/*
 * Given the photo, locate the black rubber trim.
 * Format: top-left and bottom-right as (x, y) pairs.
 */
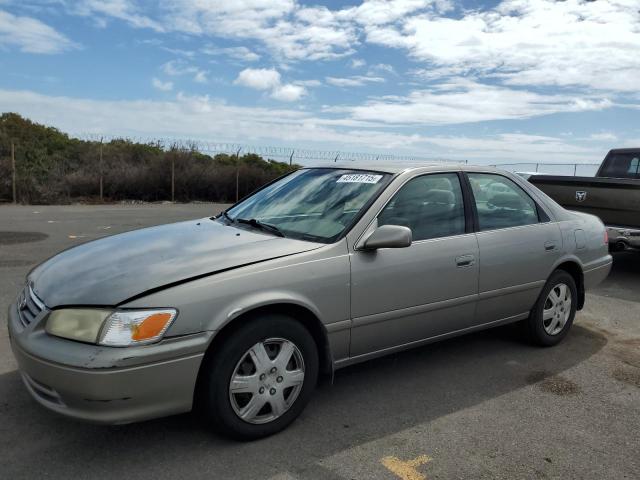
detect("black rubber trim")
(458, 172), (478, 233)
(530, 175), (640, 190)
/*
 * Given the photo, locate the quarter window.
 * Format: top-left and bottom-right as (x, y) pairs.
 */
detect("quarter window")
(378, 173), (466, 241)
(467, 173), (540, 231)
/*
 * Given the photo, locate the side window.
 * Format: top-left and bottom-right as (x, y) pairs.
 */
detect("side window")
(378, 173), (465, 241)
(628, 157), (640, 176)
(467, 173), (540, 231)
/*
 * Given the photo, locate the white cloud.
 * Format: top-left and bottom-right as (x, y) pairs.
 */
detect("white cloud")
(234, 67), (307, 101)
(0, 9), (78, 54)
(345, 0), (436, 26)
(151, 77), (173, 91)
(271, 83), (306, 102)
(368, 63), (396, 75)
(162, 1), (356, 61)
(337, 79), (612, 125)
(234, 68), (282, 90)
(161, 60), (208, 83)
(71, 0), (163, 32)
(295, 79), (322, 87)
(202, 45), (260, 62)
(193, 71), (208, 84)
(365, 0), (640, 92)
(326, 75), (386, 87)
(350, 58), (366, 68)
(589, 132), (618, 142)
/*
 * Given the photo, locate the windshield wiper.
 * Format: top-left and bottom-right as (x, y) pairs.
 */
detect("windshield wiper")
(214, 210), (234, 223)
(235, 218), (285, 238)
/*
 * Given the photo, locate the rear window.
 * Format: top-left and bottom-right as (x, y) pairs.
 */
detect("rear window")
(599, 152), (640, 179)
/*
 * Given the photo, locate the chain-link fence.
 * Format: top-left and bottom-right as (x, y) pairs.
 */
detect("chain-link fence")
(490, 162), (600, 176)
(77, 135), (467, 165)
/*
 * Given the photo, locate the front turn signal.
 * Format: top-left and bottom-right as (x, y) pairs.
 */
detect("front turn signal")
(99, 309), (177, 347)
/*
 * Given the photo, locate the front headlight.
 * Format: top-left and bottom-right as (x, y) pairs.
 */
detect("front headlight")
(46, 308), (177, 347)
(46, 309), (112, 344)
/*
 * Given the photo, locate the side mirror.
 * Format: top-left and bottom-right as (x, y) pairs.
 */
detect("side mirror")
(363, 225), (412, 250)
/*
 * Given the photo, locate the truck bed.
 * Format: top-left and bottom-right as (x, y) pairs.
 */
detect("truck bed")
(529, 175), (640, 229)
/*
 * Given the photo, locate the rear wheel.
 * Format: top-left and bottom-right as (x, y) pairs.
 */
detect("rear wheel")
(200, 314), (318, 440)
(525, 270), (577, 346)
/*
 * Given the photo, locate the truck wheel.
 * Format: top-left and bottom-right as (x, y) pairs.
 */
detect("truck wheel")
(525, 270), (577, 347)
(200, 314), (318, 440)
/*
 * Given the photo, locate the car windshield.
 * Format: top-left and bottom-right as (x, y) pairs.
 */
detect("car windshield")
(223, 168), (391, 243)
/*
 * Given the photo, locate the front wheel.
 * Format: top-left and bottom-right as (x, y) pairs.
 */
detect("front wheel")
(199, 314), (319, 440)
(525, 270), (577, 346)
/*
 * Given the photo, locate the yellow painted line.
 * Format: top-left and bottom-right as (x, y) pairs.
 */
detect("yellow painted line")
(381, 454), (432, 480)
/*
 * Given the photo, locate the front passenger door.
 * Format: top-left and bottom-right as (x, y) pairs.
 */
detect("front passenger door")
(349, 173), (479, 357)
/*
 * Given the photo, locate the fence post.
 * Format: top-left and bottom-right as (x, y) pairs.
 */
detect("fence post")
(11, 141), (16, 204)
(574, 164), (577, 176)
(171, 151), (175, 203)
(289, 150), (294, 167)
(235, 148), (241, 202)
(99, 138), (104, 202)
(535, 163), (539, 172)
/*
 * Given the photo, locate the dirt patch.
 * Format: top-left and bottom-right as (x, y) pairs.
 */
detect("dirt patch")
(526, 371), (581, 396)
(0, 259), (35, 267)
(0, 231), (48, 245)
(612, 367), (640, 388)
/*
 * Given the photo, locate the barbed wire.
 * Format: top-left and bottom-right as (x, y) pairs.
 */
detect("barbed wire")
(75, 133), (466, 164)
(74, 134), (603, 174)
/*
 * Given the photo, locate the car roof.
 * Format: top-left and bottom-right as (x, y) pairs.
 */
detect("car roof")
(305, 162), (506, 175)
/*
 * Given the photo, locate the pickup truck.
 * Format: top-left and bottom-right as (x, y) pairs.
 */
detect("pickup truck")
(529, 148), (640, 252)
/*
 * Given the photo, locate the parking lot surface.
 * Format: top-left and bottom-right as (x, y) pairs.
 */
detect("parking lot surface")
(1, 204), (638, 480)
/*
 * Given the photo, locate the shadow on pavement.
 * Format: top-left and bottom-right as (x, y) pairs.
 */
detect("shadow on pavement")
(0, 324), (606, 479)
(590, 251), (640, 303)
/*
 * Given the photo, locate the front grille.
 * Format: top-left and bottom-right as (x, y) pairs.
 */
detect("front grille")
(17, 285), (45, 327)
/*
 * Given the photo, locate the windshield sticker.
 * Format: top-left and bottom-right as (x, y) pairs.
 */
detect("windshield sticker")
(337, 174), (383, 184)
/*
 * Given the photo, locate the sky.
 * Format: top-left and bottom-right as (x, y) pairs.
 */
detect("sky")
(0, 0), (639, 165)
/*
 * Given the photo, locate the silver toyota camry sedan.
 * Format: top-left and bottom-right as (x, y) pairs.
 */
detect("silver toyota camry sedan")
(8, 164), (612, 439)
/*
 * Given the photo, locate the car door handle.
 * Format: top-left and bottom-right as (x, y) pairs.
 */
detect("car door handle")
(544, 242), (557, 251)
(455, 254), (476, 267)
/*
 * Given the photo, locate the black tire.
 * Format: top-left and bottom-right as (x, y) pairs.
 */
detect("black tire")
(199, 314), (318, 440)
(525, 270), (578, 346)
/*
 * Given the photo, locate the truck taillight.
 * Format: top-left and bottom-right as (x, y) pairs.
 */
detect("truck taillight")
(604, 230), (609, 245)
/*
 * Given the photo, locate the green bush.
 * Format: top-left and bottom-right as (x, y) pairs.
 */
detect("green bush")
(0, 113), (299, 204)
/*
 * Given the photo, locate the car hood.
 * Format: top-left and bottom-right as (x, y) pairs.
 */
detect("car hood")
(29, 218), (321, 307)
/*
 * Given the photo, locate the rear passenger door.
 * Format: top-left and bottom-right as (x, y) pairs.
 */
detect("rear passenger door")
(466, 173), (562, 324)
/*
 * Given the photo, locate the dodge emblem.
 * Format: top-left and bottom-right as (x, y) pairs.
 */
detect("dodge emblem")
(576, 191), (587, 202)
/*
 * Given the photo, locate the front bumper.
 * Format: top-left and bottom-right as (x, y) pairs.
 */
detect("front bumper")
(8, 301), (213, 425)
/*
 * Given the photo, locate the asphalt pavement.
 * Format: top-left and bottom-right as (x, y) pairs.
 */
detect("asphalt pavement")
(0, 204), (638, 480)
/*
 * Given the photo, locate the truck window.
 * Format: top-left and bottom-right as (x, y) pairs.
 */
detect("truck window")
(599, 153), (640, 179)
